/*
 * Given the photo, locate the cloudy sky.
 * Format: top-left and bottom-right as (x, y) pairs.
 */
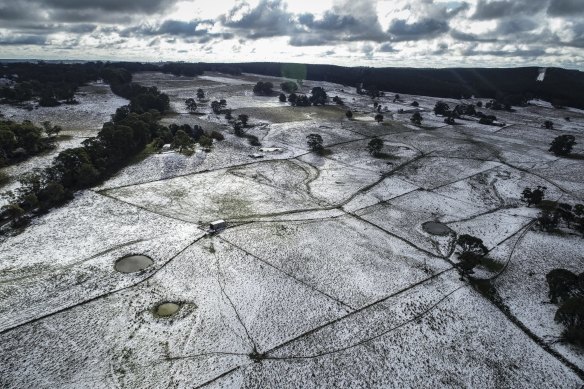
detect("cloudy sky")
(0, 0), (583, 69)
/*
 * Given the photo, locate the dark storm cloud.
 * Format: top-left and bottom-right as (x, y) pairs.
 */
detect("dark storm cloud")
(388, 19), (450, 41)
(0, 35), (47, 45)
(125, 20), (213, 37)
(0, 0), (179, 23)
(547, 0), (584, 16)
(297, 11), (359, 31)
(450, 29), (498, 42)
(40, 0), (178, 13)
(472, 0), (547, 20)
(496, 18), (539, 35)
(219, 0), (295, 38)
(378, 43), (398, 52)
(463, 46), (548, 57)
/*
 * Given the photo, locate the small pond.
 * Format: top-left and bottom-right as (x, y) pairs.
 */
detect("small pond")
(114, 255), (154, 273)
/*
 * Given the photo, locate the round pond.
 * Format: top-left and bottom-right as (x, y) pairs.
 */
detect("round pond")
(422, 221), (452, 236)
(114, 255), (154, 273)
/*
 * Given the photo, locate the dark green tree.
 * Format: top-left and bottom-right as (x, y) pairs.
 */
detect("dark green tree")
(306, 133), (324, 153)
(411, 112), (422, 125)
(185, 98), (197, 113)
(549, 135), (576, 156)
(367, 138), (384, 156)
(521, 186), (546, 206)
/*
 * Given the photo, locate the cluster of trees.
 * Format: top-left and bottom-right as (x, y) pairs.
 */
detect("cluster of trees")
(0, 62), (104, 106)
(253, 81), (274, 96)
(1, 69), (171, 230)
(0, 120), (61, 167)
(156, 123), (223, 154)
(286, 87), (328, 107)
(357, 85), (384, 98)
(521, 186), (583, 235)
(546, 269), (584, 347)
(521, 186), (547, 207)
(433, 101), (499, 126)
(549, 135), (577, 156)
(536, 202), (584, 235)
(211, 99), (228, 114)
(455, 234), (489, 276)
(232, 114), (260, 146)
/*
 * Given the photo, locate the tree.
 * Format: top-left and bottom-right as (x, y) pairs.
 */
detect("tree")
(238, 114), (249, 127)
(288, 93), (297, 105)
(520, 186), (546, 207)
(374, 113), (384, 123)
(411, 112), (422, 125)
(537, 210), (559, 232)
(306, 134), (324, 153)
(393, 94), (400, 102)
(310, 87), (327, 106)
(196, 89), (205, 100)
(411, 101), (419, 107)
(211, 101), (222, 114)
(367, 138), (383, 156)
(2, 203), (28, 228)
(172, 129), (194, 152)
(185, 98), (197, 113)
(457, 234), (488, 256)
(233, 122), (244, 137)
(253, 81), (273, 96)
(346, 110), (353, 119)
(434, 101), (450, 116)
(555, 297), (584, 347)
(549, 135), (576, 156)
(547, 269), (578, 304)
(544, 120), (554, 130)
(279, 93), (287, 102)
(281, 81), (298, 93)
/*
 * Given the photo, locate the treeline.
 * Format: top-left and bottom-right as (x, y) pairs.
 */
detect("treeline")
(199, 62), (584, 110)
(0, 61), (160, 107)
(1, 67), (171, 229)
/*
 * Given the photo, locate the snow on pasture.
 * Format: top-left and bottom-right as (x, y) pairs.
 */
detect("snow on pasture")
(1, 71), (583, 388)
(0, 191), (201, 332)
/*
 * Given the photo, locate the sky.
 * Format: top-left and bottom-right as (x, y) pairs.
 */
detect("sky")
(0, 0), (583, 69)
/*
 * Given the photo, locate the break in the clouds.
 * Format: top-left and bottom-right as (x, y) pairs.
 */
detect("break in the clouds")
(0, 0), (583, 69)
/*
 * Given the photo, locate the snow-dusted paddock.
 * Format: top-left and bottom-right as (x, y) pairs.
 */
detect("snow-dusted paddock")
(1, 71), (584, 387)
(0, 191), (201, 332)
(104, 160), (324, 223)
(221, 215), (451, 309)
(0, 83), (127, 136)
(487, 231), (584, 371)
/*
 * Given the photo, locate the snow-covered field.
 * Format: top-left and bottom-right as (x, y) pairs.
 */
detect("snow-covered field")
(1, 71), (583, 388)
